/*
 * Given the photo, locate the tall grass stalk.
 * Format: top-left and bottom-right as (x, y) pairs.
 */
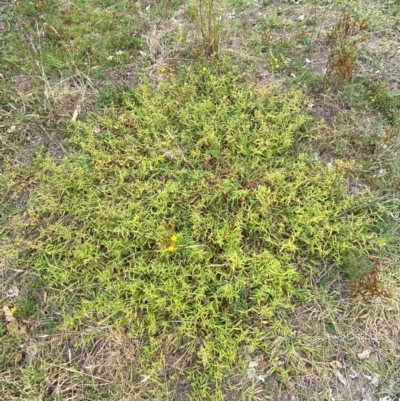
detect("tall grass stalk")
(194, 0), (223, 57)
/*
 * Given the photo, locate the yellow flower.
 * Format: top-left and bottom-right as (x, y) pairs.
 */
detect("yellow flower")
(202, 67), (208, 72)
(160, 68), (166, 73)
(170, 234), (178, 242)
(274, 57), (279, 62)
(11, 307), (17, 314)
(269, 35), (273, 40)
(275, 64), (280, 69)
(178, 36), (184, 42)
(167, 245), (176, 252)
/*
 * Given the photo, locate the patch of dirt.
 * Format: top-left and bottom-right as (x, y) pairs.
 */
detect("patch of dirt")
(309, 94), (338, 121)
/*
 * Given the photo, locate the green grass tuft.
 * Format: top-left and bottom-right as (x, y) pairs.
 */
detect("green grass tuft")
(17, 67), (387, 397)
(4, 0), (144, 77)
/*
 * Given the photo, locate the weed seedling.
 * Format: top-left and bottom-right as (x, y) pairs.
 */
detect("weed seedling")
(350, 261), (391, 299)
(325, 13), (368, 86)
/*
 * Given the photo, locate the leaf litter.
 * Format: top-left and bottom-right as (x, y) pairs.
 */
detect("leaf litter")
(2, 305), (18, 335)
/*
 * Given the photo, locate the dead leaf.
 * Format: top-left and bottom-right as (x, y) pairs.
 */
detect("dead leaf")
(247, 361), (258, 379)
(26, 345), (38, 361)
(371, 374), (380, 387)
(285, 380), (296, 391)
(2, 305), (18, 334)
(163, 149), (175, 159)
(19, 324), (28, 336)
(257, 374), (267, 383)
(14, 353), (23, 363)
(3, 305), (16, 322)
(357, 348), (372, 360)
(246, 368), (256, 379)
(330, 360), (343, 370)
(7, 286), (19, 298)
(72, 104), (81, 122)
(335, 370), (348, 386)
(330, 360), (347, 385)
(364, 373), (379, 386)
(349, 369), (359, 379)
(258, 359), (269, 372)
(140, 375), (151, 384)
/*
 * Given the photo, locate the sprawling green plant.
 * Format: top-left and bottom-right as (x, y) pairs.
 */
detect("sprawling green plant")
(21, 67), (385, 398)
